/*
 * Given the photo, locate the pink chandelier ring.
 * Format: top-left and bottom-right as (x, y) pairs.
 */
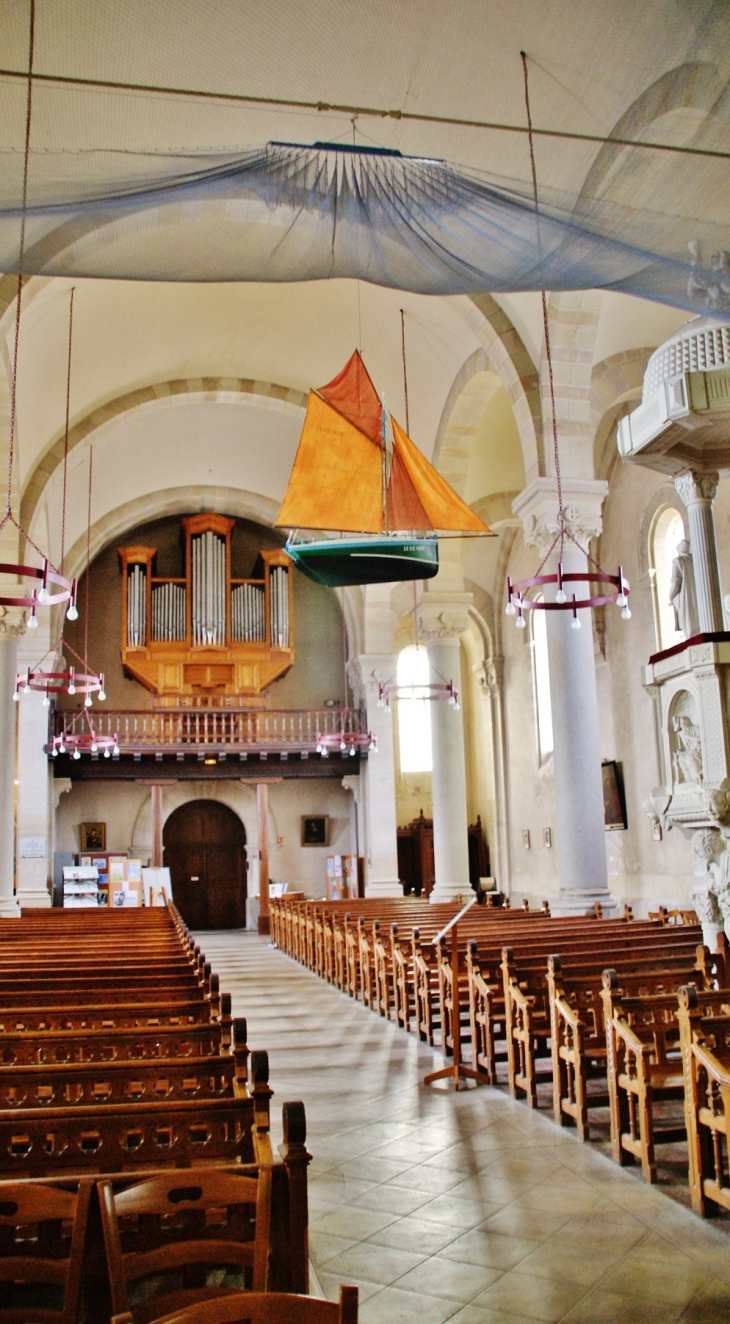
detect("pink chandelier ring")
(377, 679), (460, 712)
(316, 731), (377, 757)
(0, 559), (77, 616)
(49, 730), (119, 761)
(506, 564), (630, 631)
(14, 666), (106, 706)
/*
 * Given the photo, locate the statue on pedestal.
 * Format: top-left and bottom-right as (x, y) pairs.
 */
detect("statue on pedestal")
(668, 540), (699, 639)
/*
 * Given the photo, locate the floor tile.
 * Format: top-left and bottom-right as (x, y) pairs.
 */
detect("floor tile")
(322, 1242), (427, 1287)
(358, 1285), (464, 1323)
(473, 1269), (590, 1322)
(394, 1256), (504, 1302)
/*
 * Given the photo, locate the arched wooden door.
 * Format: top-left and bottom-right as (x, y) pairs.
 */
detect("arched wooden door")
(163, 800), (247, 930)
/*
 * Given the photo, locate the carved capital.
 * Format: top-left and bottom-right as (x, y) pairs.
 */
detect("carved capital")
(52, 778), (72, 811)
(0, 606), (26, 640)
(482, 656), (504, 697)
(416, 593), (471, 644)
(346, 653), (395, 702)
(675, 469), (719, 506)
(512, 478), (607, 557)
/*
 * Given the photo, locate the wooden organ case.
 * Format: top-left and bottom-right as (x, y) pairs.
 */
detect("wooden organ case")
(118, 514), (294, 698)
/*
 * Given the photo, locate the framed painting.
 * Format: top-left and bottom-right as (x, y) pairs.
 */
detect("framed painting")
(80, 822), (106, 851)
(301, 815), (329, 847)
(602, 760), (628, 831)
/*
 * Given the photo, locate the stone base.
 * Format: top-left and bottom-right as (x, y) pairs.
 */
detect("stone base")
(15, 887), (52, 910)
(429, 882), (472, 905)
(0, 896), (22, 918)
(550, 889), (620, 917)
(364, 878), (403, 899)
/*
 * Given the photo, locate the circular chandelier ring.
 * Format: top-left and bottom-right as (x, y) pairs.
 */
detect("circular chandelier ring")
(0, 560), (76, 610)
(20, 670), (103, 696)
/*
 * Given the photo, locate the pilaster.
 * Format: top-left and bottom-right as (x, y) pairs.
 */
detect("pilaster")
(346, 654), (401, 898)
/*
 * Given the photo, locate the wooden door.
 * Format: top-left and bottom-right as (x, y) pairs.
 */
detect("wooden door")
(163, 800), (247, 930)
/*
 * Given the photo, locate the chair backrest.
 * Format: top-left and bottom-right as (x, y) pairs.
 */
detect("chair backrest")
(112, 1285), (359, 1324)
(0, 1177), (91, 1324)
(100, 1166), (272, 1321)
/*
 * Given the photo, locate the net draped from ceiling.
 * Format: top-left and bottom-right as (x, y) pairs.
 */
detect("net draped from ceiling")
(0, 1), (728, 316)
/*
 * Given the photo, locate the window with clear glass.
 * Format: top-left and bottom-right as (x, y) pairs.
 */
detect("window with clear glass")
(397, 645), (433, 773)
(651, 508), (685, 651)
(532, 601), (553, 763)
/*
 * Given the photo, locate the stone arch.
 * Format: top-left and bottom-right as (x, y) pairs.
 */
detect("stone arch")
(131, 780), (277, 857)
(60, 484), (282, 583)
(436, 295), (542, 483)
(576, 63), (724, 209)
(591, 348), (654, 482)
(21, 377), (308, 533)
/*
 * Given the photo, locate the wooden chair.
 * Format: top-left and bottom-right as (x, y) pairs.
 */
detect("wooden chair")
(100, 1166), (273, 1324)
(0, 1177), (92, 1324)
(677, 985), (730, 1216)
(111, 1285), (359, 1323)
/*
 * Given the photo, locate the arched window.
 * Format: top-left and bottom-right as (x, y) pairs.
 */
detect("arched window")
(651, 508), (685, 651)
(532, 601), (553, 764)
(397, 646), (433, 773)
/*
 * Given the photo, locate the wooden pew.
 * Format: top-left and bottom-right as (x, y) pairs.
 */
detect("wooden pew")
(677, 985), (730, 1216)
(602, 976), (730, 1183)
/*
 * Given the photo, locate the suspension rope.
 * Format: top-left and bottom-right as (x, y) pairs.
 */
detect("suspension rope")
(84, 445), (92, 670)
(400, 308), (410, 436)
(60, 286), (75, 574)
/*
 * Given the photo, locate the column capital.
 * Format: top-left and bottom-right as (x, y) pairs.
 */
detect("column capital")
(675, 469), (720, 506)
(482, 656), (504, 697)
(341, 774), (361, 802)
(346, 653), (396, 702)
(0, 606), (26, 640)
(416, 592), (471, 643)
(512, 478), (608, 556)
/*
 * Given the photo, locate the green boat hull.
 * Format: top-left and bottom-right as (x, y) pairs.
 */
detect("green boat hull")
(284, 536), (439, 587)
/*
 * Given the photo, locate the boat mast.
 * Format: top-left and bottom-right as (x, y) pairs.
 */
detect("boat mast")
(381, 393), (389, 534)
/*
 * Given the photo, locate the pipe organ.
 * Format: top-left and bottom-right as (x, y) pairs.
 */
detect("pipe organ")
(118, 514), (294, 698)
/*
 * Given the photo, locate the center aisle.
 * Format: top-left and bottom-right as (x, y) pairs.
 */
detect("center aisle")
(202, 931), (730, 1324)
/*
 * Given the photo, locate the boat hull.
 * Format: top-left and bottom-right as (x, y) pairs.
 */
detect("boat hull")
(284, 537), (439, 587)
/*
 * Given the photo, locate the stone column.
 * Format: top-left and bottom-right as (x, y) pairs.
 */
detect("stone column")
(346, 654), (401, 897)
(150, 785), (164, 867)
(0, 612), (23, 916)
(417, 595), (471, 903)
(675, 470), (723, 633)
(15, 690), (52, 907)
(483, 656), (511, 895)
(513, 481), (616, 914)
(257, 782), (270, 935)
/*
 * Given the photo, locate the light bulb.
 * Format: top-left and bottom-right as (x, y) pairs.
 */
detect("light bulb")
(85, 695), (93, 708)
(370, 741), (378, 753)
(67, 683), (76, 695)
(104, 747), (111, 758)
(316, 742), (322, 754)
(377, 696), (385, 708)
(340, 739), (347, 752)
(571, 616), (581, 630)
(112, 744), (119, 757)
(516, 615), (526, 630)
(59, 742), (66, 754)
(66, 603), (78, 621)
(37, 585), (50, 606)
(98, 688), (106, 702)
(91, 742), (98, 753)
(349, 746), (356, 757)
(27, 613), (38, 629)
(621, 605), (631, 621)
(42, 695), (50, 708)
(12, 690), (19, 702)
(73, 749), (81, 760)
(616, 592), (627, 608)
(505, 601), (516, 617)
(555, 589), (567, 605)
(51, 746), (58, 757)
(453, 701), (460, 712)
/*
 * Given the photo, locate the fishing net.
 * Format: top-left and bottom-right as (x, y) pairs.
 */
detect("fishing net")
(0, 0), (728, 316)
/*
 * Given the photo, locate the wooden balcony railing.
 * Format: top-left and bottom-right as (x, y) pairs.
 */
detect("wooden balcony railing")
(50, 706), (369, 757)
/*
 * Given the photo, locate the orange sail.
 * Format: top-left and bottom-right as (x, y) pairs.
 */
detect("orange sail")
(276, 350), (490, 536)
(390, 419), (489, 533)
(276, 390), (383, 533)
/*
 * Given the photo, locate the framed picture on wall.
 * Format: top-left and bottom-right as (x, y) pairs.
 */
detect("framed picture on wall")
(80, 822), (106, 851)
(301, 815), (329, 847)
(602, 760), (628, 831)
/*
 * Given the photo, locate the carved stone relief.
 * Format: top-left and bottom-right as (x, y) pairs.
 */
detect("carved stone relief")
(669, 690), (703, 786)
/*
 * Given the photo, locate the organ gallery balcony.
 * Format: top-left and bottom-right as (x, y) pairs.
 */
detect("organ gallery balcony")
(47, 705), (371, 780)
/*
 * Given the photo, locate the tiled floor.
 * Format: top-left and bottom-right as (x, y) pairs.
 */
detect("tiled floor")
(202, 931), (730, 1323)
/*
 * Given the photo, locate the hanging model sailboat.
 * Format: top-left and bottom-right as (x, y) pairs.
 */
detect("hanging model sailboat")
(277, 351), (489, 587)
